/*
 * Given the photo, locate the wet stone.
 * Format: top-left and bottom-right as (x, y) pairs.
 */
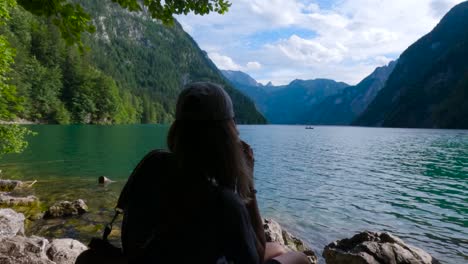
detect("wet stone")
(44, 199), (88, 219)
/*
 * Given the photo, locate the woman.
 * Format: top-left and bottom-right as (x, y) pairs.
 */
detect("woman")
(120, 82), (309, 264)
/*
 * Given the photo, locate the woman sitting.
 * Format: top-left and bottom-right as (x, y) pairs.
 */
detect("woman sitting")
(119, 82), (309, 264)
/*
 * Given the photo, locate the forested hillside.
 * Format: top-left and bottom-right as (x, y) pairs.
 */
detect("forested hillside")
(354, 1), (468, 128)
(1, 0), (265, 124)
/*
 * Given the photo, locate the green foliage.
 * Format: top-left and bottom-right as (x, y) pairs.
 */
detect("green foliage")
(0, 0), (263, 158)
(16, 0), (230, 49)
(0, 124), (33, 157)
(0, 36), (21, 119)
(17, 0), (95, 49)
(1, 0), (264, 127)
(78, 0), (264, 124)
(112, 0), (231, 24)
(0, 0), (16, 24)
(0, 0), (33, 156)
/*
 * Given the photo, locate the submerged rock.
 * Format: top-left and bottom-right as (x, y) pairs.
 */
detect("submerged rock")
(0, 208), (25, 238)
(264, 218), (318, 264)
(0, 179), (23, 192)
(0, 193), (39, 206)
(98, 176), (114, 184)
(44, 199), (88, 219)
(323, 231), (440, 264)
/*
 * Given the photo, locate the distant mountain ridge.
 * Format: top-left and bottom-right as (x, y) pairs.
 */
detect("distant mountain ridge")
(303, 61), (397, 125)
(354, 1), (468, 128)
(222, 70), (349, 124)
(221, 70), (262, 87)
(223, 64), (395, 125)
(225, 2), (468, 128)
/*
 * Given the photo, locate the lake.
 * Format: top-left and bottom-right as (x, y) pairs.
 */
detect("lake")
(0, 125), (467, 263)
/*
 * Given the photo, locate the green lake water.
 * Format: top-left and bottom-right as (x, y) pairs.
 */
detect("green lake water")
(0, 125), (467, 263)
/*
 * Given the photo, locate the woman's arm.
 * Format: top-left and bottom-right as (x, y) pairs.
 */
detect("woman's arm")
(246, 191), (267, 262)
(242, 141), (267, 263)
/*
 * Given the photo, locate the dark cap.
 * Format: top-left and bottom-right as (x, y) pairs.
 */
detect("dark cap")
(175, 82), (235, 121)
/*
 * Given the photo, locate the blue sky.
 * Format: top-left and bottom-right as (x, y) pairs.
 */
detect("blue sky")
(177, 0), (464, 85)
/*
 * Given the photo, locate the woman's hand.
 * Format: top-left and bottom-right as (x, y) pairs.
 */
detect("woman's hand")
(241, 140), (255, 172)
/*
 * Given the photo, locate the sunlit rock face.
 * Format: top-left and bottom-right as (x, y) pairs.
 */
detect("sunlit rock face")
(323, 231), (440, 264)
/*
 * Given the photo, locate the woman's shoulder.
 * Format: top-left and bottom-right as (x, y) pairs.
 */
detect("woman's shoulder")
(143, 149), (173, 161)
(136, 149), (174, 169)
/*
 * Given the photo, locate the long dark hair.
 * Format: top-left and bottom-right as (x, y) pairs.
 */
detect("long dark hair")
(167, 119), (253, 201)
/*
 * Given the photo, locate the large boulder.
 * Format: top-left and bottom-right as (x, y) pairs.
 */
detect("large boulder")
(0, 236), (87, 264)
(323, 231), (440, 264)
(44, 199), (88, 218)
(0, 208), (25, 238)
(46, 239), (88, 264)
(0, 235), (53, 264)
(264, 218), (318, 264)
(0, 208), (87, 264)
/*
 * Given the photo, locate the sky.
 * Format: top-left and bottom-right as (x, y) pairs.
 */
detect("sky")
(176, 0), (465, 85)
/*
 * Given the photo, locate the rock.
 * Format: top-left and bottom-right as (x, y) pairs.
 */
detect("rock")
(0, 235), (53, 264)
(0, 179), (23, 192)
(264, 218), (285, 244)
(46, 238), (88, 264)
(0, 209), (25, 238)
(0, 193), (39, 206)
(98, 176), (114, 184)
(44, 199), (88, 219)
(264, 218), (318, 264)
(323, 231), (440, 264)
(0, 236), (87, 264)
(0, 208), (87, 264)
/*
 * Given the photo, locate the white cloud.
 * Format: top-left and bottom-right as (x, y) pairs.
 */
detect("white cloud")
(177, 0), (465, 85)
(178, 20), (193, 34)
(430, 0), (461, 17)
(271, 35), (345, 64)
(246, 61), (262, 70)
(304, 3), (320, 13)
(374, 56), (393, 65)
(208, 53), (263, 72)
(208, 53), (242, 70)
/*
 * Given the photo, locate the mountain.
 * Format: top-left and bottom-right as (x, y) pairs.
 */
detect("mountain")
(354, 2), (468, 128)
(221, 70), (272, 111)
(264, 79), (349, 124)
(222, 71), (349, 124)
(5, 0), (265, 124)
(221, 70), (262, 87)
(303, 61), (397, 125)
(78, 0), (266, 124)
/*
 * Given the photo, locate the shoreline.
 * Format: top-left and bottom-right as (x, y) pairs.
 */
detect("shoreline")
(0, 119), (41, 125)
(0, 177), (442, 264)
(3, 121), (468, 131)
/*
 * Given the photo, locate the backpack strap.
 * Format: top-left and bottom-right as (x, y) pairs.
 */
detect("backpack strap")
(102, 208), (123, 241)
